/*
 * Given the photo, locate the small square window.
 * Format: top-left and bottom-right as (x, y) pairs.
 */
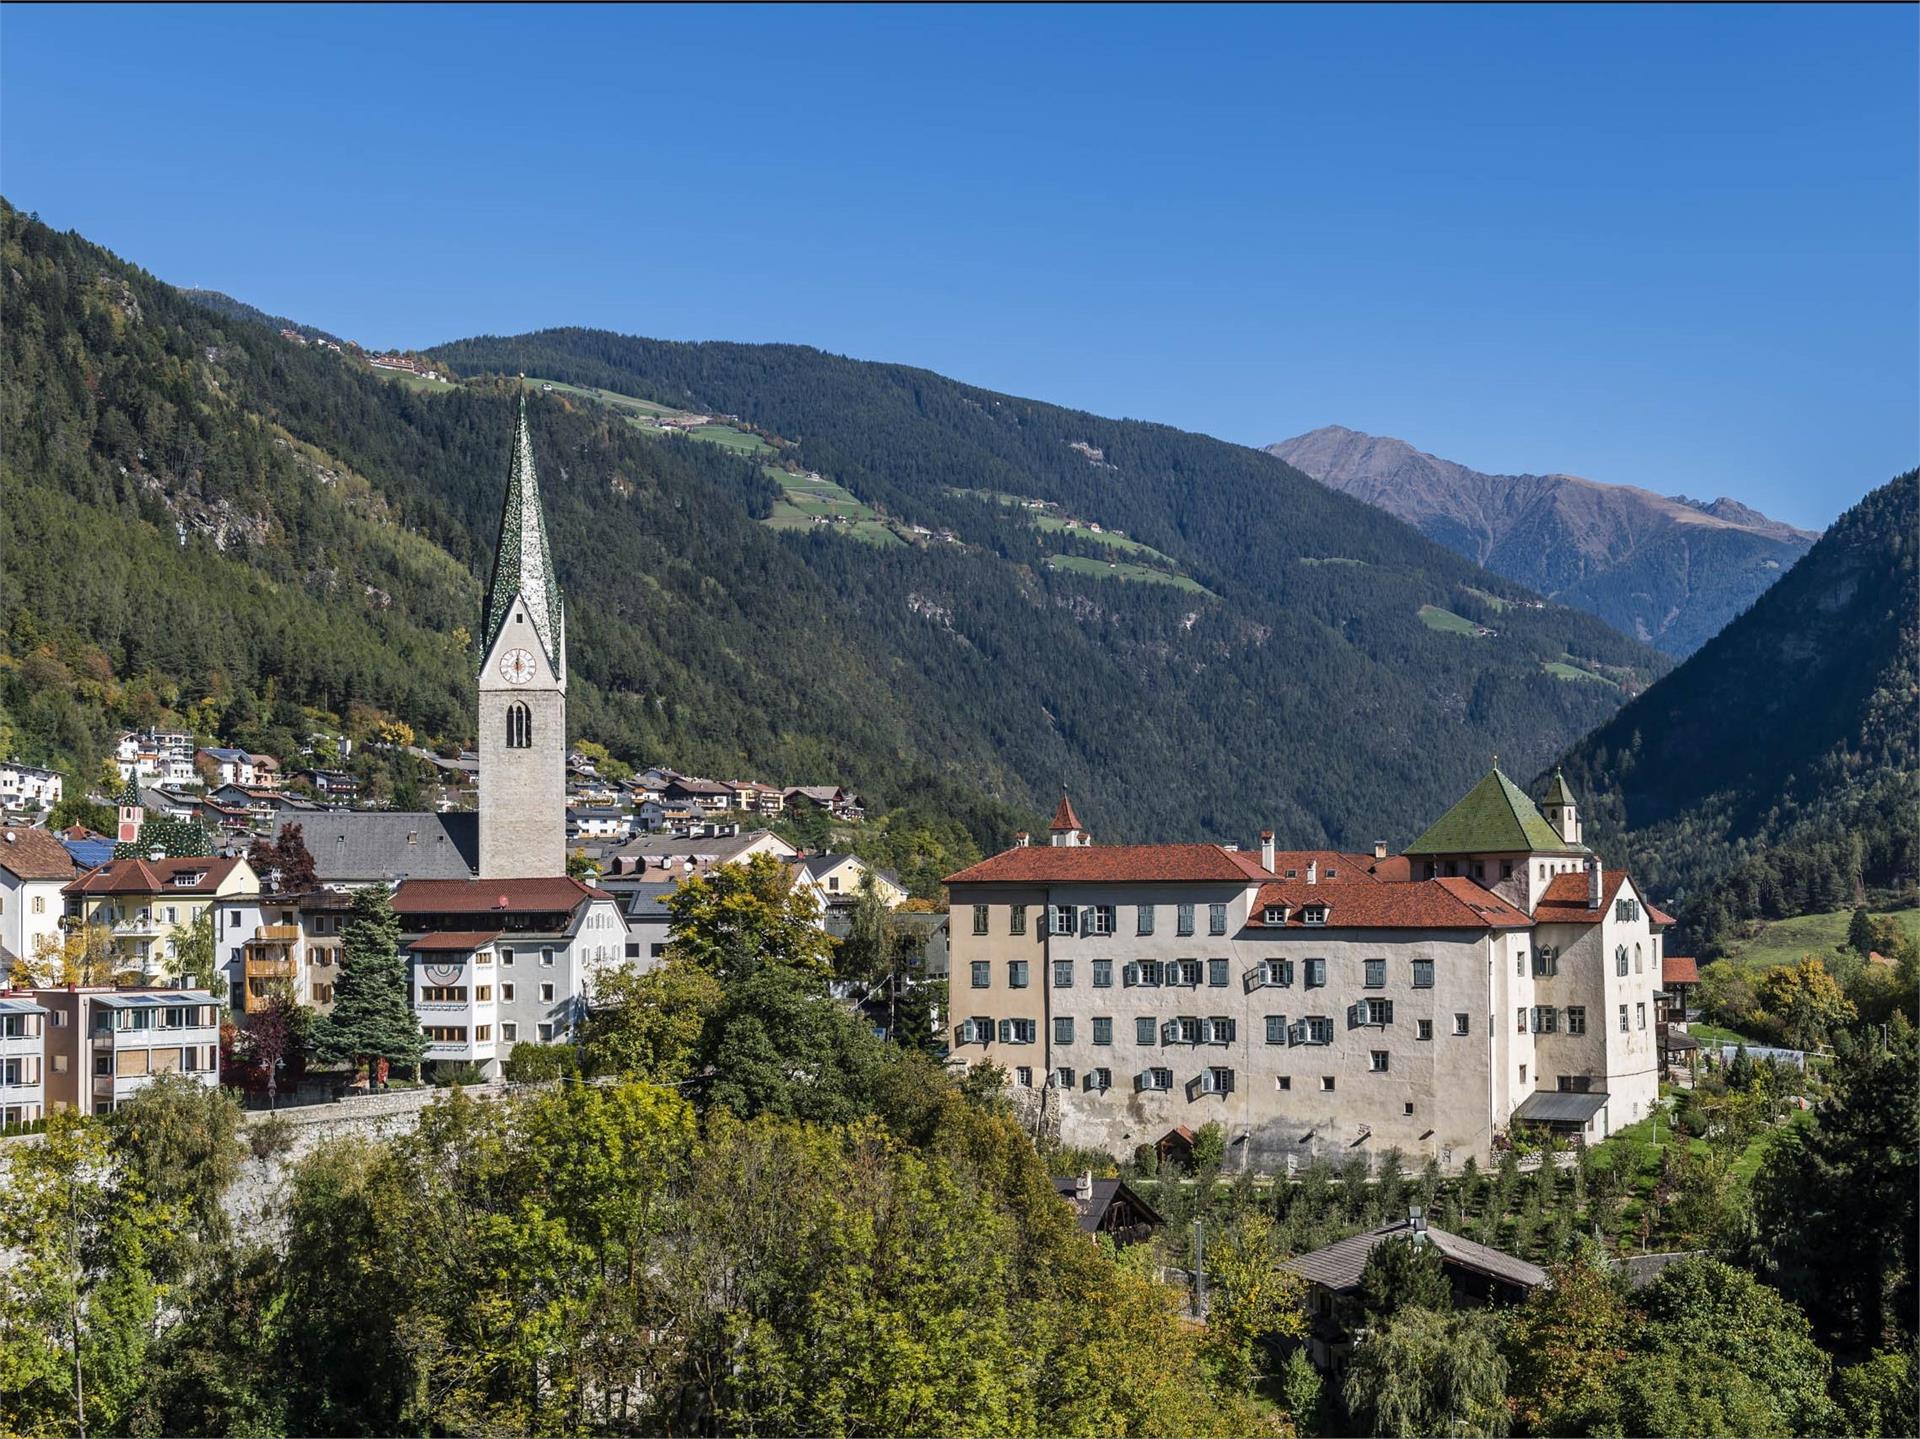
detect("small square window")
(1053, 1017), (1074, 1046)
(1412, 959), (1434, 988)
(1363, 958), (1386, 988)
(1404, 1101), (1415, 1116)
(1416, 1019), (1433, 1040)
(1454, 1012), (1470, 1036)
(540, 983), (555, 1002)
(1015, 1066), (1033, 1088)
(1092, 1017), (1113, 1045)
(1092, 959), (1113, 988)
(970, 961), (991, 989)
(1207, 957), (1228, 987)
(1370, 1050), (1390, 1073)
(1275, 1075), (1291, 1090)
(1135, 1017), (1156, 1046)
(1008, 960), (1029, 989)
(1053, 960), (1074, 989)
(1320, 1075), (1335, 1092)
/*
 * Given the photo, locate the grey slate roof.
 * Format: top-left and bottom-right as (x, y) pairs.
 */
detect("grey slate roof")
(1051, 1177), (1164, 1234)
(1285, 1218), (1546, 1292)
(274, 811), (477, 883)
(1511, 1090), (1611, 1124)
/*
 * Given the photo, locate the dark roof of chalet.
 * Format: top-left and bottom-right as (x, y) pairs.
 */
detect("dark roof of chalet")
(1662, 1029), (1701, 1052)
(1403, 768), (1583, 857)
(1051, 1176), (1163, 1234)
(1050, 791), (1084, 832)
(1285, 1218), (1547, 1292)
(1663, 955), (1700, 986)
(1511, 1090), (1611, 1124)
(275, 811), (477, 882)
(390, 876), (615, 916)
(408, 930), (504, 951)
(620, 881), (679, 919)
(0, 826), (80, 881)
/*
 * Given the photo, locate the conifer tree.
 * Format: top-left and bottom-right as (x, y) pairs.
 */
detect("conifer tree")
(314, 888), (424, 1082)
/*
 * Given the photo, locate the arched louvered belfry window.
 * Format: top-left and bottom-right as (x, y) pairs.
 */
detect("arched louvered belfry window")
(506, 701), (532, 749)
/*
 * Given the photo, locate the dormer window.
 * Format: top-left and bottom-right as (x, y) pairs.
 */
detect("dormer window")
(1263, 905), (1288, 925)
(1301, 905), (1328, 926)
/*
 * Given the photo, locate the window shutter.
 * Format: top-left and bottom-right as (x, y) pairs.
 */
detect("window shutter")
(1135, 1070), (1148, 1092)
(1123, 962), (1139, 987)
(1222, 1018), (1236, 1044)
(998, 1019), (1012, 1044)
(1347, 1003), (1361, 1029)
(1222, 1068), (1235, 1094)
(1380, 1002), (1392, 1026)
(1244, 966), (1262, 994)
(1081, 907), (1095, 935)
(1161, 1019), (1178, 1045)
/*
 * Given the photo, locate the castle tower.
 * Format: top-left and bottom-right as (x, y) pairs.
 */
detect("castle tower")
(116, 778), (143, 845)
(1541, 767), (1582, 847)
(1048, 790), (1090, 848)
(477, 396), (567, 878)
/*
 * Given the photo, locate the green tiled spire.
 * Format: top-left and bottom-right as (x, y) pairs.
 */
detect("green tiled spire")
(1403, 767), (1582, 856)
(480, 395), (564, 677)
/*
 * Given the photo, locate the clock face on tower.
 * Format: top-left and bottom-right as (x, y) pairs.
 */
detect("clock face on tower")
(498, 648), (537, 685)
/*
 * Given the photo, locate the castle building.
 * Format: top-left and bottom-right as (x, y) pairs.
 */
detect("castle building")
(476, 396), (568, 879)
(943, 768), (1669, 1171)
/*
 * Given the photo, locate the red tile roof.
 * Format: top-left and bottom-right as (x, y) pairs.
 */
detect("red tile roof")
(1662, 955), (1700, 987)
(408, 930), (504, 951)
(1050, 791), (1084, 832)
(1258, 851), (1386, 883)
(946, 844), (1260, 886)
(64, 855), (244, 897)
(0, 826), (78, 881)
(1247, 878), (1531, 931)
(1533, 869), (1629, 924)
(1647, 902), (1676, 927)
(390, 876), (612, 915)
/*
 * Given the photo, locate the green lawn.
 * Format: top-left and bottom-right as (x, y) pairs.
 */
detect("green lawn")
(1033, 514), (1171, 562)
(681, 423), (774, 456)
(518, 375), (678, 417)
(1717, 906), (1920, 972)
(375, 367), (458, 392)
(1543, 660), (1614, 685)
(1418, 604), (1484, 636)
(1464, 585), (1514, 612)
(1046, 554), (1212, 595)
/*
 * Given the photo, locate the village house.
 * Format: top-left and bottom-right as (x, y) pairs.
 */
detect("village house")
(0, 994), (49, 1125)
(390, 876), (626, 1072)
(197, 747), (260, 788)
(0, 827), (77, 975)
(942, 771), (1668, 1171)
(788, 853), (907, 911)
(0, 761), (63, 815)
(64, 855), (262, 980)
(29, 985), (222, 1116)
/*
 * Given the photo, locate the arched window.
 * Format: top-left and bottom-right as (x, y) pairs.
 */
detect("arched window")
(506, 701), (532, 749)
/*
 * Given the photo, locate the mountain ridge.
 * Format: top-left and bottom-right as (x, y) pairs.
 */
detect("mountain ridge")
(1268, 424), (1818, 656)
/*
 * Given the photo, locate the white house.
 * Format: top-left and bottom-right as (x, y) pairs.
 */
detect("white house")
(0, 827), (75, 974)
(0, 762), (63, 814)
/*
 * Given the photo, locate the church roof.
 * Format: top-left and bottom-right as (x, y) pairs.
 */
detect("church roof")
(1542, 767), (1577, 807)
(1050, 791), (1083, 832)
(1403, 768), (1580, 857)
(481, 395), (564, 677)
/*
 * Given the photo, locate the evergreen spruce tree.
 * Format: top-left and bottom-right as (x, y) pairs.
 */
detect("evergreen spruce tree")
(314, 888), (424, 1082)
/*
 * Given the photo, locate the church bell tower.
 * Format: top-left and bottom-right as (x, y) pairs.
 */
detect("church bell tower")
(477, 396), (567, 878)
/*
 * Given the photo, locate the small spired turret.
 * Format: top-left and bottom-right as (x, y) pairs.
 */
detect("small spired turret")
(1049, 789), (1090, 848)
(116, 778), (144, 845)
(1541, 768), (1582, 847)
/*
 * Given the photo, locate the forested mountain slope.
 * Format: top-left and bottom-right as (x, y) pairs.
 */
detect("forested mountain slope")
(1270, 425), (1818, 657)
(1549, 473), (1917, 949)
(2, 202), (1667, 847)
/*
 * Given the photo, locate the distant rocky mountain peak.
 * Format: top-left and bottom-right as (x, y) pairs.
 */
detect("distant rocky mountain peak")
(1266, 426), (1820, 656)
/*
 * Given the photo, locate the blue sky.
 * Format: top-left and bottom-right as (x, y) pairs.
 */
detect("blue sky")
(3, 4), (1913, 527)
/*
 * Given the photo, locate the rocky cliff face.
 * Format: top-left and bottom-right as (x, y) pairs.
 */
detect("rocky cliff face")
(1267, 426), (1819, 656)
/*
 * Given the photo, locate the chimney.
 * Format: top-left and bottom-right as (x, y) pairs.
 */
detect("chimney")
(1373, 840), (1388, 861)
(1015, 831), (1030, 848)
(1409, 1204), (1428, 1237)
(1585, 855), (1602, 908)
(1306, 860), (1318, 886)
(1076, 1170), (1092, 1202)
(1260, 830), (1275, 873)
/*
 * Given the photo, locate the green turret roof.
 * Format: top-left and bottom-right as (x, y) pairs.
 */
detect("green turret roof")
(1542, 767), (1577, 808)
(481, 395), (564, 676)
(1403, 768), (1582, 856)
